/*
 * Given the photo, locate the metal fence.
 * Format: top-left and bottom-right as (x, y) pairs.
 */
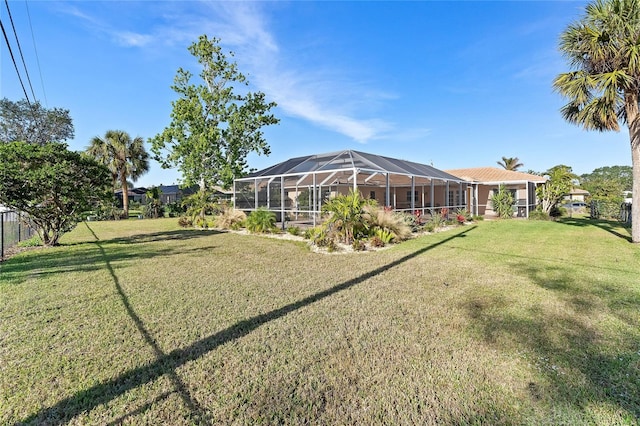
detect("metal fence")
(620, 202), (632, 224)
(1, 210), (35, 259)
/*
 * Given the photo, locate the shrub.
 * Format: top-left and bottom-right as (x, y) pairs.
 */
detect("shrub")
(428, 211), (446, 229)
(375, 228), (394, 244)
(178, 216), (193, 228)
(194, 216), (208, 229)
(322, 189), (376, 244)
(456, 208), (472, 222)
(528, 210), (550, 221)
(164, 202), (185, 218)
(549, 206), (565, 219)
(490, 184), (515, 219)
(423, 222), (436, 233)
(217, 208), (246, 230)
(352, 239), (367, 251)
(17, 234), (42, 247)
(362, 205), (412, 241)
(286, 226), (301, 236)
(369, 235), (385, 248)
(142, 203), (164, 219)
(245, 208), (277, 233)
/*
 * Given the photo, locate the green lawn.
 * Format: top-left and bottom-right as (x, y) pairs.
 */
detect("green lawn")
(1, 217), (638, 425)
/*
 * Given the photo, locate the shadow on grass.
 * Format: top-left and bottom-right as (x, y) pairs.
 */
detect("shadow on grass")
(558, 216), (632, 242)
(18, 226), (476, 425)
(463, 260), (640, 422)
(0, 224), (219, 285)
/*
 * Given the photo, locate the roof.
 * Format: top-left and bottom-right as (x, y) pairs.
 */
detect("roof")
(445, 167), (547, 184)
(244, 150), (465, 182)
(569, 187), (589, 195)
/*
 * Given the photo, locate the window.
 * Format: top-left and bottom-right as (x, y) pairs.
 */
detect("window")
(406, 191), (419, 201)
(370, 190), (376, 200)
(448, 190), (466, 207)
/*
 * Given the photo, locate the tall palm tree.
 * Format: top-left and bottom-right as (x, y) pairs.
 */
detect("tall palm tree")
(87, 130), (149, 218)
(554, 0), (640, 243)
(497, 156), (524, 171)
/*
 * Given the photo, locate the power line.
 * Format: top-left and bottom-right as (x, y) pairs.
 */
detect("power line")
(24, 0), (47, 106)
(4, 0), (37, 103)
(0, 18), (31, 104)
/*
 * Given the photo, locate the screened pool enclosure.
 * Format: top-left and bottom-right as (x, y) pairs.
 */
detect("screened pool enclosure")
(234, 150), (469, 225)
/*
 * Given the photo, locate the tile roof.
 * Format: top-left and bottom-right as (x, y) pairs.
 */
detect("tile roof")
(444, 167), (547, 184)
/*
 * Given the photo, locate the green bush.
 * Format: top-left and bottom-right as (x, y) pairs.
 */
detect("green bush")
(286, 226), (301, 236)
(549, 206), (565, 219)
(491, 184), (515, 219)
(528, 210), (550, 221)
(164, 202), (186, 218)
(428, 212), (446, 229)
(17, 235), (42, 247)
(245, 208), (277, 233)
(322, 189), (376, 244)
(194, 216), (208, 229)
(374, 228), (394, 244)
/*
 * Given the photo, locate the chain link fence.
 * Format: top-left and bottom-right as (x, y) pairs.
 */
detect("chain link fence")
(1, 210), (36, 259)
(590, 200), (632, 225)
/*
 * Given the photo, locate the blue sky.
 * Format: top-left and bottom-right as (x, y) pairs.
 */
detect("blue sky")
(1, 0), (632, 187)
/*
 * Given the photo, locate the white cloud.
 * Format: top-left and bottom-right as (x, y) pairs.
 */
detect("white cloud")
(63, 1), (397, 143)
(114, 31), (153, 48)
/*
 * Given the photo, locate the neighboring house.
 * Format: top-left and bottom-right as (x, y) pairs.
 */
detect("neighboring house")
(234, 150), (469, 224)
(564, 188), (590, 202)
(155, 184), (197, 204)
(445, 167), (547, 218)
(156, 184), (232, 204)
(114, 187), (148, 207)
(116, 185), (232, 206)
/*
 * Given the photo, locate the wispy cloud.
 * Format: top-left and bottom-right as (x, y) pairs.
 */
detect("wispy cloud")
(61, 1), (396, 142)
(196, 2), (394, 142)
(58, 3), (152, 47)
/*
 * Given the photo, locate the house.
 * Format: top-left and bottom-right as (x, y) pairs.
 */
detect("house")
(116, 184), (233, 207)
(445, 167), (547, 218)
(114, 187), (148, 207)
(564, 187), (590, 202)
(233, 150), (469, 224)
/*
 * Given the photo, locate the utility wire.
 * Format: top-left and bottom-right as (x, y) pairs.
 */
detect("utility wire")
(24, 0), (47, 106)
(0, 18), (31, 105)
(4, 0), (37, 103)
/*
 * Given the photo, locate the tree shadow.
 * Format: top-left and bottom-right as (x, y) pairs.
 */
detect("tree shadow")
(0, 224), (220, 285)
(558, 217), (632, 242)
(18, 226), (476, 424)
(462, 259), (640, 421)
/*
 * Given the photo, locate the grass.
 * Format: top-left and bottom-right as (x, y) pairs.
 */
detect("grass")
(1, 217), (639, 425)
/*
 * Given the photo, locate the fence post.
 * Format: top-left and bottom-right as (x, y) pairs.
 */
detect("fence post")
(1, 212), (4, 259)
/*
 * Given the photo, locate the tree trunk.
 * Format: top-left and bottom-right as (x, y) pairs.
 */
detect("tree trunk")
(626, 92), (640, 243)
(199, 179), (207, 220)
(121, 176), (129, 219)
(630, 121), (640, 244)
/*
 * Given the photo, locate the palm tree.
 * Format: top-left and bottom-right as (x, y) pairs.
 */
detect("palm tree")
(87, 130), (149, 218)
(554, 0), (640, 243)
(497, 156), (524, 171)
